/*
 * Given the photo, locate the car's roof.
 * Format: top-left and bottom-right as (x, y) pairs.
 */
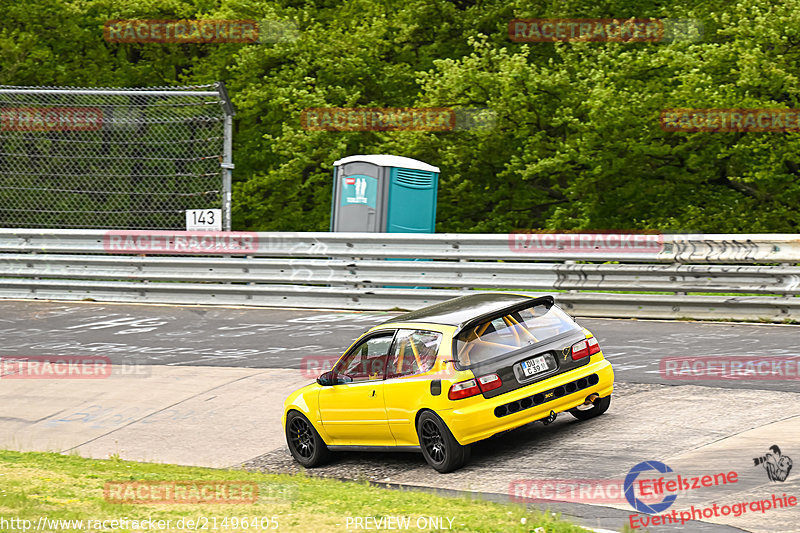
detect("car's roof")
(380, 293), (543, 328)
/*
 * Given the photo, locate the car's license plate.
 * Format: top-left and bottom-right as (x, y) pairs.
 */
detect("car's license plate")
(520, 355), (550, 377)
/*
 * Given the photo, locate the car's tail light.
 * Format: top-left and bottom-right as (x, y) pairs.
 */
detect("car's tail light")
(587, 337), (601, 355)
(448, 373), (503, 400)
(477, 373), (502, 392)
(448, 378), (481, 400)
(571, 337), (601, 360)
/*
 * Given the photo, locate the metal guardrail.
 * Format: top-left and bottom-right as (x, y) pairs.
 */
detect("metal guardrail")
(0, 230), (798, 321)
(1, 229), (800, 262)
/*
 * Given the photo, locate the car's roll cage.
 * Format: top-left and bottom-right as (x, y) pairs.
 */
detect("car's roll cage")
(320, 295), (581, 382)
(321, 327), (442, 385)
(451, 295), (581, 370)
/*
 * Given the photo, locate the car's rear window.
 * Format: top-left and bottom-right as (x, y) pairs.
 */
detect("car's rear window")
(454, 302), (580, 366)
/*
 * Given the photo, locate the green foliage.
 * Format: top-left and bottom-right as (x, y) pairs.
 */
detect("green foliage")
(1, 0), (799, 232)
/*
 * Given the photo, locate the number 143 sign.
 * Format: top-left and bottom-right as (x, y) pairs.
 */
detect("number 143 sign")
(185, 209), (222, 231)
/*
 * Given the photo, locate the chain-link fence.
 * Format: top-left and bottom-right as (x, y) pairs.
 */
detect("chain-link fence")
(0, 83), (233, 230)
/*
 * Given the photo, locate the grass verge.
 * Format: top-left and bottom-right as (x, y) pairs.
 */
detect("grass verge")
(0, 450), (587, 532)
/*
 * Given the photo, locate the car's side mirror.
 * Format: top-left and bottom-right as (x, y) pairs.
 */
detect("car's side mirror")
(317, 371), (334, 386)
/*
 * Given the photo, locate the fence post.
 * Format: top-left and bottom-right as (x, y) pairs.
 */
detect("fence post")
(216, 81), (235, 232)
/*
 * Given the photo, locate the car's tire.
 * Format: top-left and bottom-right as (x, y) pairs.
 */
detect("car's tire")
(416, 411), (471, 473)
(285, 410), (330, 468)
(569, 395), (611, 421)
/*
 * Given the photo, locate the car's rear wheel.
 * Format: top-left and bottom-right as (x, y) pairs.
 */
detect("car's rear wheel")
(569, 394), (611, 421)
(417, 411), (471, 473)
(286, 411), (330, 468)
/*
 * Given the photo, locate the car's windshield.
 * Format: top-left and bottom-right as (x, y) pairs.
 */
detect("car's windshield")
(454, 302), (579, 367)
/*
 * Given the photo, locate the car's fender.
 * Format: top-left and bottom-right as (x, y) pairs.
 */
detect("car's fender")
(283, 383), (334, 442)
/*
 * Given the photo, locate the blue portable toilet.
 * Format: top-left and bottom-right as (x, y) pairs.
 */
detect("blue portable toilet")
(330, 154), (439, 233)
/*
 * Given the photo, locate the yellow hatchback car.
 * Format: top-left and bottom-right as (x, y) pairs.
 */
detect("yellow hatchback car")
(283, 293), (614, 473)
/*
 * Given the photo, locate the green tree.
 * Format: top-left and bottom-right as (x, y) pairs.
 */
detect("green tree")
(1, 0), (799, 232)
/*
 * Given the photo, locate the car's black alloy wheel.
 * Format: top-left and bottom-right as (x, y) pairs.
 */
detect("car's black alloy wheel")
(421, 419), (446, 463)
(285, 411), (330, 467)
(417, 411), (471, 473)
(290, 416), (314, 458)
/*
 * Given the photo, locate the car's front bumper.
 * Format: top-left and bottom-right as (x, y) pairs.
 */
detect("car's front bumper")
(440, 356), (614, 445)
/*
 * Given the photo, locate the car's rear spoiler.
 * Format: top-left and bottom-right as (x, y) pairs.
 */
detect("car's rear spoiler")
(453, 294), (556, 339)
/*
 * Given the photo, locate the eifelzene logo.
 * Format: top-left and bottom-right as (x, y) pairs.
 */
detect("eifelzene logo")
(544, 392), (554, 399)
(754, 445), (793, 482)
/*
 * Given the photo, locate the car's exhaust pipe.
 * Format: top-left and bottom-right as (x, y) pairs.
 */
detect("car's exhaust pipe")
(575, 393), (599, 411)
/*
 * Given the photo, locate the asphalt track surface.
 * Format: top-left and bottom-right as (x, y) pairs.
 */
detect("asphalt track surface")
(1, 299), (799, 392)
(2, 299), (800, 533)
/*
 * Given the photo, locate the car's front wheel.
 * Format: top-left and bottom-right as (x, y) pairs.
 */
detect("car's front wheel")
(417, 411), (471, 473)
(286, 410), (330, 468)
(569, 394), (611, 421)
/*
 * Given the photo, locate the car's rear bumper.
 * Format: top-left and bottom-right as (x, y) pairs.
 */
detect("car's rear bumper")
(440, 357), (614, 445)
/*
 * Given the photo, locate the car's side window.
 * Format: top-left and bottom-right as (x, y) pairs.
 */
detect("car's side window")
(386, 329), (442, 379)
(333, 333), (394, 383)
